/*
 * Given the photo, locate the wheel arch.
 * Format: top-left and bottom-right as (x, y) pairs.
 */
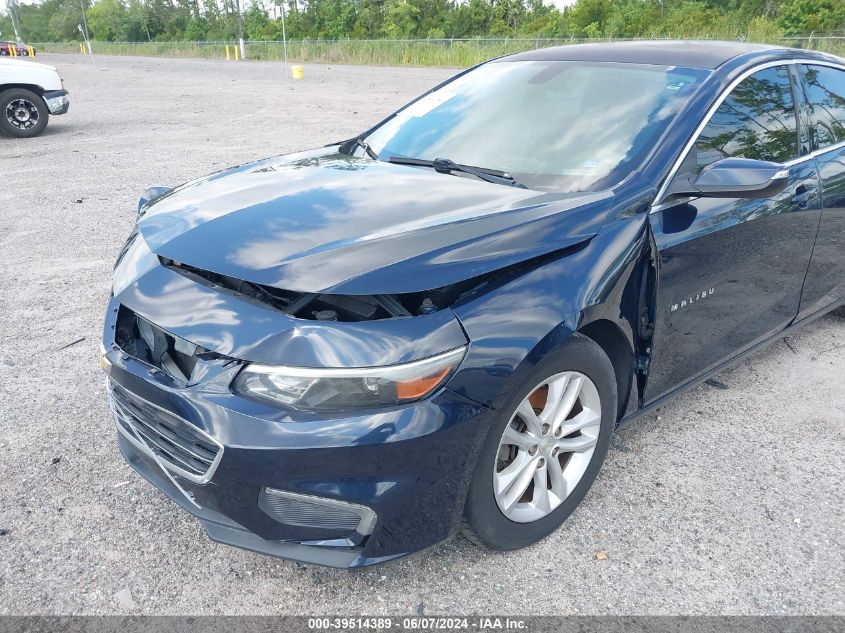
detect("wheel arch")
(576, 318), (634, 422)
(0, 83), (46, 96)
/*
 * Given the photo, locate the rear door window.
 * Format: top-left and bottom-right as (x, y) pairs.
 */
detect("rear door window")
(799, 64), (845, 150)
(696, 65), (799, 170)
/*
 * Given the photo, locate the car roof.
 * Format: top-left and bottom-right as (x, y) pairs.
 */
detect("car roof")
(501, 40), (792, 70)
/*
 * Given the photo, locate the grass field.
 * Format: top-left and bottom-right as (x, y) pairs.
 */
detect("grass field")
(33, 35), (845, 67)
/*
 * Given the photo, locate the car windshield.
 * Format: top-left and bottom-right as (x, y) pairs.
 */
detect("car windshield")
(364, 60), (709, 193)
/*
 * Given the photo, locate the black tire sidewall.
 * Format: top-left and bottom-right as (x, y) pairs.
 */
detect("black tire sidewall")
(464, 333), (617, 550)
(0, 88), (49, 138)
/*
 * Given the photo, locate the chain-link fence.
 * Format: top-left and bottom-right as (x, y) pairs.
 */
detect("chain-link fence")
(30, 35), (845, 67)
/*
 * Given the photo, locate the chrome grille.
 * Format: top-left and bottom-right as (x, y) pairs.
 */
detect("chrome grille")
(109, 383), (223, 484)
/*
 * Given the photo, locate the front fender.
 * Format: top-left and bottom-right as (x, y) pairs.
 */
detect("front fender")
(449, 212), (650, 410)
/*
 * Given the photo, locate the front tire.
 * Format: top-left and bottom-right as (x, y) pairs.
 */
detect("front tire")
(462, 334), (617, 550)
(0, 88), (49, 138)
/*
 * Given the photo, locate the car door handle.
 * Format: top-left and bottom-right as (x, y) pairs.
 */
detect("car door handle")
(792, 185), (815, 209)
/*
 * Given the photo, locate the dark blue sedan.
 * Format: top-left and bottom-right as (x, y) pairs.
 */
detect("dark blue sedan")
(101, 40), (845, 567)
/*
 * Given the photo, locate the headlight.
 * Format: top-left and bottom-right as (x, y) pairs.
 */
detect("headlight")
(232, 346), (466, 412)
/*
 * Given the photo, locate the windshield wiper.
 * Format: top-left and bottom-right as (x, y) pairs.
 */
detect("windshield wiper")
(351, 137), (379, 160)
(388, 156), (527, 188)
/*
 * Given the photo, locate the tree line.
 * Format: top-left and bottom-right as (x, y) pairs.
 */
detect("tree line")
(1, 0), (843, 44)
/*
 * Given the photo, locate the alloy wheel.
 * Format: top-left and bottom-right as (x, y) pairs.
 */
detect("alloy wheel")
(5, 98), (39, 131)
(493, 371), (601, 523)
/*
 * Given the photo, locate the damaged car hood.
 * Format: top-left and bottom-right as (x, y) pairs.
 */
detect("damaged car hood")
(134, 146), (613, 295)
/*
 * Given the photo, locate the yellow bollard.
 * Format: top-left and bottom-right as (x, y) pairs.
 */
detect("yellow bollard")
(291, 64), (304, 80)
(10, 44), (16, 57)
(80, 43), (85, 54)
(234, 45), (240, 61)
(29, 46), (34, 57)
(225, 45), (230, 61)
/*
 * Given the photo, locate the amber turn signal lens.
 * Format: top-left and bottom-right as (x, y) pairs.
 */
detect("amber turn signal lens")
(99, 345), (110, 371)
(396, 366), (453, 400)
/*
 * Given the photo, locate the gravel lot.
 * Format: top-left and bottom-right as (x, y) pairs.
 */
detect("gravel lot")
(1, 54), (843, 616)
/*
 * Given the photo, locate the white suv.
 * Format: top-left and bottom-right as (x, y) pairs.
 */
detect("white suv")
(0, 57), (69, 138)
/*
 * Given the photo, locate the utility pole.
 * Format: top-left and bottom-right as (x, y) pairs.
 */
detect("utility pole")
(77, 24), (92, 56)
(280, 0), (288, 78)
(79, 0), (93, 55)
(7, 0), (22, 42)
(235, 0), (246, 60)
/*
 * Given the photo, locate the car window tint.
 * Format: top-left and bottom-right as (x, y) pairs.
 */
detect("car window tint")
(800, 65), (845, 150)
(696, 66), (798, 170)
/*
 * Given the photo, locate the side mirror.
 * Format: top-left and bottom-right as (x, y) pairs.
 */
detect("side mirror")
(667, 158), (789, 200)
(137, 186), (172, 216)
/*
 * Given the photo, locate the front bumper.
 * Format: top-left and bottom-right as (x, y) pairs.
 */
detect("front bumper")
(43, 90), (69, 115)
(102, 301), (492, 567)
(117, 433), (402, 567)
